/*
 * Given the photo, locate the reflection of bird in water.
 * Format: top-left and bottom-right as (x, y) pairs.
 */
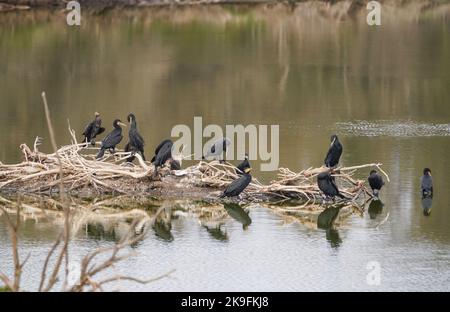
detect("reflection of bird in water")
(235, 153), (250, 175)
(85, 223), (117, 242)
(317, 206), (342, 248)
(153, 219), (174, 242)
(421, 168), (433, 198)
(325, 229), (342, 248)
(317, 172), (346, 201)
(368, 170), (385, 198)
(96, 119), (126, 159)
(421, 196), (433, 216)
(203, 137), (231, 162)
(153, 206), (174, 242)
(82, 112), (105, 146)
(324, 134), (343, 168)
(368, 199), (384, 220)
(124, 113), (145, 163)
(203, 225), (229, 241)
(223, 203), (252, 230)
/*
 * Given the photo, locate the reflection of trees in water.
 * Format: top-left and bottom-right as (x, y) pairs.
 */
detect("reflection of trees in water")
(1, 3), (449, 164)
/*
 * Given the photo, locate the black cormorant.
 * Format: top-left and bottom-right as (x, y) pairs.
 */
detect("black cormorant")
(124, 113), (145, 162)
(317, 172), (345, 200)
(82, 112), (105, 146)
(421, 168), (433, 197)
(324, 134), (343, 168)
(96, 119), (126, 159)
(235, 153), (250, 175)
(220, 166), (252, 198)
(368, 170), (385, 198)
(151, 139), (174, 176)
(203, 137), (231, 162)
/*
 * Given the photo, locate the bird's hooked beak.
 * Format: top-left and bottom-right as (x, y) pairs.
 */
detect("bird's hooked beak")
(95, 112), (100, 117)
(118, 122), (127, 127)
(128, 116), (133, 123)
(244, 167), (252, 174)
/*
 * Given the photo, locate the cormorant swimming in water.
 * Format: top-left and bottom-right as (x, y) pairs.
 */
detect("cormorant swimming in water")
(324, 134), (343, 168)
(96, 119), (126, 159)
(235, 153), (250, 175)
(317, 172), (346, 200)
(203, 138), (231, 162)
(368, 170), (385, 198)
(124, 113), (145, 162)
(82, 112), (105, 146)
(421, 168), (433, 197)
(220, 164), (252, 198)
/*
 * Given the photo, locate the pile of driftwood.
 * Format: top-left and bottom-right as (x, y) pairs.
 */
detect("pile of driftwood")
(0, 128), (389, 205)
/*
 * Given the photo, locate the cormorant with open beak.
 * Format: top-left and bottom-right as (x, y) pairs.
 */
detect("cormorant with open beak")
(203, 137), (231, 163)
(220, 163), (252, 198)
(317, 172), (346, 201)
(96, 119), (126, 159)
(368, 170), (385, 198)
(421, 168), (433, 197)
(324, 134), (343, 168)
(82, 112), (105, 146)
(124, 113), (145, 162)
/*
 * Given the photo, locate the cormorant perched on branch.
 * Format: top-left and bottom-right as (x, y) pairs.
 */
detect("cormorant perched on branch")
(96, 119), (126, 159)
(220, 163), (252, 198)
(124, 113), (145, 163)
(368, 170), (385, 198)
(421, 168), (433, 197)
(82, 112), (105, 146)
(151, 139), (174, 176)
(203, 137), (231, 162)
(324, 134), (343, 168)
(317, 172), (345, 200)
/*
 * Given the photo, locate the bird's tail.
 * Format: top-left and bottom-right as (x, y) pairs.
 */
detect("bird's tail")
(219, 193), (226, 199)
(96, 148), (105, 159)
(337, 193), (349, 200)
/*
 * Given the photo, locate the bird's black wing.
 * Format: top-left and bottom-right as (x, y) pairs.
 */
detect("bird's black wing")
(154, 139), (172, 155)
(154, 141), (173, 167)
(129, 129), (145, 150)
(369, 174), (384, 190)
(102, 129), (123, 149)
(82, 121), (94, 137)
(324, 146), (333, 166)
(330, 176), (340, 196)
(96, 127), (106, 136)
(224, 174), (251, 197)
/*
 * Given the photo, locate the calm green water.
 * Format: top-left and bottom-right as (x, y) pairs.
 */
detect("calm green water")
(1, 5), (450, 291)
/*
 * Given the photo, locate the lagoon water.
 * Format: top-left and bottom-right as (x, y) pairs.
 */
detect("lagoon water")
(0, 5), (450, 291)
